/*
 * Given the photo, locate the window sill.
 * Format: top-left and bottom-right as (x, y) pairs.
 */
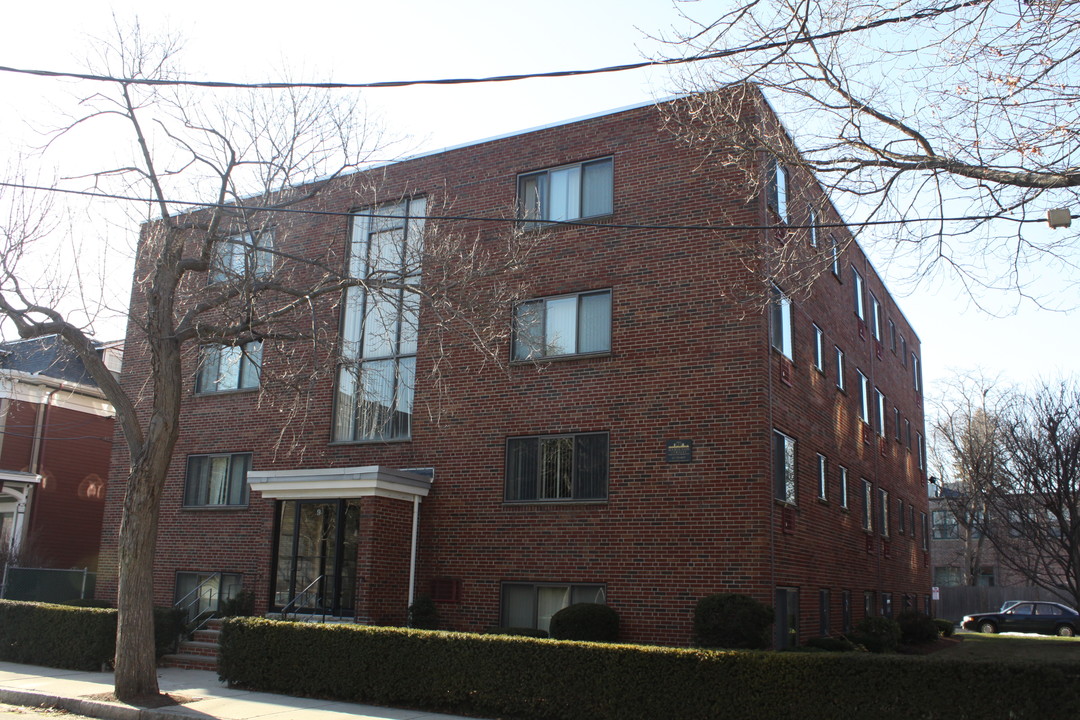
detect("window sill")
(511, 351), (613, 365)
(182, 503), (250, 511)
(328, 437), (413, 446)
(518, 212), (614, 231)
(503, 499), (608, 507)
(193, 387), (260, 398)
(816, 497), (828, 505)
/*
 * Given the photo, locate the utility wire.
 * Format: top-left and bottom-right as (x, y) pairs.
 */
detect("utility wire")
(0, 2), (982, 90)
(0, 180), (1048, 232)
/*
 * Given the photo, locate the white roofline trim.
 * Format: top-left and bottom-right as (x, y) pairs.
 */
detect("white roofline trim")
(0, 470), (42, 485)
(247, 465), (432, 501)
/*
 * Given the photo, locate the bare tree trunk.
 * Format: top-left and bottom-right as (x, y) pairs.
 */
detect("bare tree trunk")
(113, 463), (164, 701)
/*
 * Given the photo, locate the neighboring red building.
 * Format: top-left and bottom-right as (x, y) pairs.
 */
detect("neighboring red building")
(0, 336), (118, 572)
(98, 91), (929, 646)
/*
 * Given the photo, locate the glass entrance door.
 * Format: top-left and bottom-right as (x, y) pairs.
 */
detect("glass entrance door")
(272, 499), (360, 616)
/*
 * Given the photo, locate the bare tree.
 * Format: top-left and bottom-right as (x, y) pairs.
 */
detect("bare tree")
(932, 374), (1080, 606)
(0, 23), (533, 702)
(930, 373), (1009, 585)
(662, 1), (1080, 304)
(987, 380), (1080, 608)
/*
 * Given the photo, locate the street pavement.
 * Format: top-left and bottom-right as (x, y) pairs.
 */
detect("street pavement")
(0, 661), (476, 720)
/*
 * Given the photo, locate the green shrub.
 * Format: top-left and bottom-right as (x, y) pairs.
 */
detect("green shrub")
(408, 594), (439, 630)
(217, 616), (1080, 720)
(0, 600), (187, 669)
(0, 599), (115, 670)
(549, 603), (619, 642)
(849, 616), (901, 653)
(803, 635), (860, 652)
(59, 598), (112, 608)
(896, 610), (938, 645)
(484, 627), (549, 638)
(693, 593), (772, 649)
(933, 618), (956, 637)
(154, 606), (186, 656)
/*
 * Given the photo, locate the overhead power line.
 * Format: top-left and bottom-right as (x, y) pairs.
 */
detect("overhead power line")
(0, 180), (1046, 231)
(0, 2), (981, 90)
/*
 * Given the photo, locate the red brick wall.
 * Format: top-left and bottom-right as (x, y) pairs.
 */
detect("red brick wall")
(2, 399), (111, 570)
(98, 94), (929, 645)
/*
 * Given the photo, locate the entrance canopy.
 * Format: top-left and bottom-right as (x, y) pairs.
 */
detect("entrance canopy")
(247, 465), (432, 502)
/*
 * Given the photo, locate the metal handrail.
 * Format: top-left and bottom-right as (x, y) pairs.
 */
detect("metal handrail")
(174, 573), (221, 633)
(280, 574), (331, 622)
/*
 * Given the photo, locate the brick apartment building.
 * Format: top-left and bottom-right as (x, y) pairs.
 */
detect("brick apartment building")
(98, 89), (929, 647)
(0, 336), (118, 572)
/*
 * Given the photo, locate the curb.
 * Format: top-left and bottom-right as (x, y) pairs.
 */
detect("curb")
(0, 687), (192, 720)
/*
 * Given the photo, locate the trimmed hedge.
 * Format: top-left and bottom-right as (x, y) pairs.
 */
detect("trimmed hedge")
(693, 593), (772, 649)
(0, 599), (185, 670)
(0, 599), (115, 670)
(219, 617), (1080, 720)
(549, 603), (619, 642)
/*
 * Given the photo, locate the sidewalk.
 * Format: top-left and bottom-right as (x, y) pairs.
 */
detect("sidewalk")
(0, 661), (475, 720)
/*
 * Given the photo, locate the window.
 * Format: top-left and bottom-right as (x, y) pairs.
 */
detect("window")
(932, 509), (959, 539)
(519, 158), (613, 225)
(933, 566), (963, 587)
(921, 512), (929, 549)
(770, 286), (793, 360)
(881, 593), (893, 618)
(869, 293), (882, 341)
(183, 453), (252, 507)
(864, 590), (875, 618)
(174, 572), (243, 623)
(775, 587), (799, 649)
(897, 498), (906, 535)
(505, 433), (608, 502)
(812, 324), (824, 371)
(839, 466), (849, 509)
(912, 354), (922, 393)
(195, 341), (262, 393)
(978, 567), (996, 587)
(910, 505), (916, 541)
(971, 510), (987, 539)
(906, 419), (912, 449)
(889, 319), (897, 352)
(766, 158), (789, 222)
(852, 267), (865, 321)
(857, 370), (870, 424)
(819, 589), (830, 635)
(513, 290), (611, 361)
(917, 433), (926, 470)
(894, 407), (902, 442)
(211, 232), (273, 283)
(334, 197), (424, 442)
(835, 347), (846, 391)
(817, 454), (828, 500)
(875, 389), (886, 437)
(773, 430), (797, 504)
(841, 590), (852, 633)
(501, 582), (606, 633)
(808, 206), (818, 247)
(900, 335), (908, 366)
(879, 488), (890, 536)
(862, 480), (873, 531)
(830, 235), (841, 276)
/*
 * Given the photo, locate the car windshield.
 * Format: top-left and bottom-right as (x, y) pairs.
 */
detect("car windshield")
(999, 600), (1022, 612)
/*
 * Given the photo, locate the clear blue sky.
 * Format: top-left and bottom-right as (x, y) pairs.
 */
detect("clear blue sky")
(0, 0), (1074, 400)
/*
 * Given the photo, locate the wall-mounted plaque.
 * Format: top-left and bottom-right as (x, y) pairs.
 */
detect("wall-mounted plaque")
(665, 439), (693, 463)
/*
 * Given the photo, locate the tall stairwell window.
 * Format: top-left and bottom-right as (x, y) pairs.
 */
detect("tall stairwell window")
(333, 197), (425, 442)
